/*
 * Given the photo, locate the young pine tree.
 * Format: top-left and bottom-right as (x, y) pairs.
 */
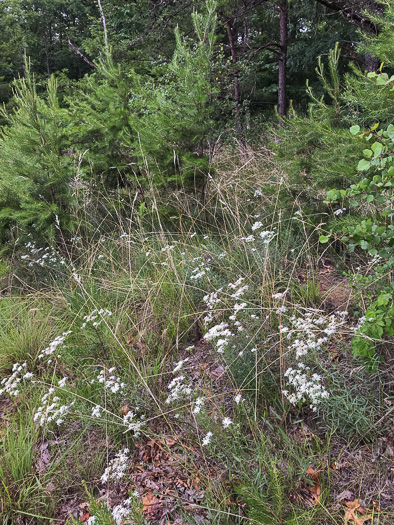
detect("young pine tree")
(0, 64), (75, 248)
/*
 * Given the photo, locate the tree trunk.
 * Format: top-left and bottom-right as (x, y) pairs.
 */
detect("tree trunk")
(278, 0), (289, 121)
(225, 21), (246, 155)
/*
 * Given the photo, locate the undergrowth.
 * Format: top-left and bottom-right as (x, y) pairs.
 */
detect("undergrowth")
(0, 147), (392, 525)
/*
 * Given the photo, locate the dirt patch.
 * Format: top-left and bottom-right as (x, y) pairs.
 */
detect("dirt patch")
(0, 395), (15, 430)
(319, 278), (352, 313)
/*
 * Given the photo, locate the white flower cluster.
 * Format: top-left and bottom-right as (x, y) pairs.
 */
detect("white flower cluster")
(190, 260), (211, 280)
(173, 357), (189, 374)
(282, 364), (329, 411)
(193, 397), (205, 414)
(101, 448), (130, 483)
(251, 222), (263, 231)
(230, 285), (249, 299)
(112, 493), (140, 524)
(282, 311), (347, 359)
(81, 308), (113, 329)
(240, 235), (255, 243)
(202, 431), (213, 446)
(351, 315), (366, 332)
(20, 242), (66, 267)
(259, 230), (276, 244)
(87, 495), (139, 524)
(123, 409), (145, 436)
(204, 322), (233, 353)
(0, 362), (33, 397)
(278, 310), (350, 410)
(34, 387), (75, 426)
(250, 222), (276, 244)
(166, 375), (192, 404)
(228, 277), (245, 290)
(202, 290), (222, 325)
(202, 276), (254, 353)
(38, 331), (72, 361)
(91, 405), (102, 418)
(95, 368), (125, 394)
(161, 244), (175, 252)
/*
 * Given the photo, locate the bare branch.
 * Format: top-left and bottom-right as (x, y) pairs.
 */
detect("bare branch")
(67, 39), (97, 69)
(314, 0), (380, 33)
(97, 0), (109, 51)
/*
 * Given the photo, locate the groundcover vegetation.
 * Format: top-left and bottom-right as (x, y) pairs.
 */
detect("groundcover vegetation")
(0, 1), (393, 524)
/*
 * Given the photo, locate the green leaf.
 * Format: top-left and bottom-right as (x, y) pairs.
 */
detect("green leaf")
(363, 149), (373, 158)
(326, 189), (338, 201)
(350, 125), (360, 135)
(352, 336), (374, 358)
(377, 293), (392, 306)
(376, 73), (389, 85)
(319, 235), (329, 244)
(357, 159), (371, 171)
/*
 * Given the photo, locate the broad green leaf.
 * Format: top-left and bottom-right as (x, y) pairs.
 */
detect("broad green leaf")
(376, 73), (389, 85)
(319, 235), (329, 243)
(357, 159), (371, 171)
(377, 293), (392, 306)
(350, 125), (360, 135)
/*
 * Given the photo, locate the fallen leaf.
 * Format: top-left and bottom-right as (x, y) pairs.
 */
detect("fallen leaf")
(305, 466), (321, 505)
(142, 491), (161, 517)
(343, 499), (373, 524)
(120, 404), (131, 416)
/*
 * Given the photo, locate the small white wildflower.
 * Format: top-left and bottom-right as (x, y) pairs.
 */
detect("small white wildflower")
(101, 448), (130, 483)
(240, 235), (255, 243)
(260, 230), (275, 243)
(202, 431), (213, 446)
(193, 397), (205, 414)
(272, 291), (287, 300)
(222, 417), (233, 429)
(251, 221), (263, 231)
(58, 377), (68, 388)
(92, 406), (101, 418)
(234, 394), (243, 404)
(173, 358), (189, 374)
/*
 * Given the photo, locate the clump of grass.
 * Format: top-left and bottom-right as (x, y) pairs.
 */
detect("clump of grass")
(0, 297), (67, 374)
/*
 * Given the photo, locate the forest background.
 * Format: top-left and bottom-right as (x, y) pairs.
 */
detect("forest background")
(0, 1), (393, 524)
